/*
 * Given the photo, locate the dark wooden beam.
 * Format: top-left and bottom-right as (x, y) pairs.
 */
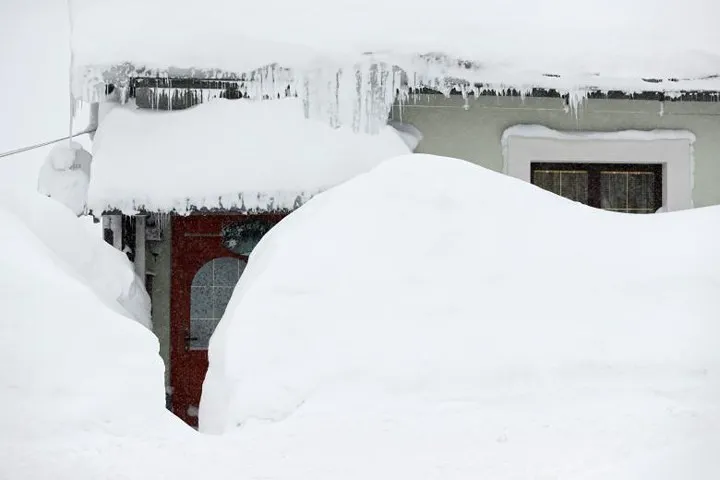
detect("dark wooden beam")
(408, 86), (720, 103)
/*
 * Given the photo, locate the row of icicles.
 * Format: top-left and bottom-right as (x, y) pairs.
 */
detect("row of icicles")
(73, 62), (598, 134)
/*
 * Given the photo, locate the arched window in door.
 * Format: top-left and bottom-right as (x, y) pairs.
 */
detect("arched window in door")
(189, 257), (247, 350)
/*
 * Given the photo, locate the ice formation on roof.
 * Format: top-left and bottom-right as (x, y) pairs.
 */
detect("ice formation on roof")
(74, 58), (720, 134)
(69, 0), (720, 131)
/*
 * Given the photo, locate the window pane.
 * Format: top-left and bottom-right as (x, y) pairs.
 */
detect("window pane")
(534, 171), (562, 196)
(214, 257), (241, 286)
(559, 172), (588, 204)
(189, 257), (247, 350)
(627, 173), (655, 213)
(190, 286), (213, 319)
(188, 318), (217, 350)
(601, 171), (657, 213)
(213, 286), (235, 319)
(533, 170), (588, 204)
(191, 262), (212, 286)
(600, 172), (628, 211)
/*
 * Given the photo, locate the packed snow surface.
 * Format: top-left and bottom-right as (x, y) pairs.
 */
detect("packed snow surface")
(71, 0), (720, 91)
(202, 154), (720, 476)
(88, 98), (409, 213)
(3, 154), (719, 479)
(8, 0), (719, 477)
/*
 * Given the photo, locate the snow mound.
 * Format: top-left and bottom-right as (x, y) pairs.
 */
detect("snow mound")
(37, 141), (92, 216)
(201, 154), (720, 476)
(0, 191), (169, 443)
(88, 98), (410, 213)
(0, 187), (219, 479)
(0, 187), (151, 328)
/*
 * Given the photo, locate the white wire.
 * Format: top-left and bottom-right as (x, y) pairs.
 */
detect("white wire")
(0, 128), (96, 160)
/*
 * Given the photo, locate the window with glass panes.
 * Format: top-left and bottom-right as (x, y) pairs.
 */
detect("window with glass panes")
(531, 163), (663, 213)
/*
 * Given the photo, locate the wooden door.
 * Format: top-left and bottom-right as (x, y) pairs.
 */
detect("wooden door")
(170, 213), (281, 427)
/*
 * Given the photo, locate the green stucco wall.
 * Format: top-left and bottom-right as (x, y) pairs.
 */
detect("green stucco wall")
(391, 95), (720, 208)
(146, 218), (172, 390)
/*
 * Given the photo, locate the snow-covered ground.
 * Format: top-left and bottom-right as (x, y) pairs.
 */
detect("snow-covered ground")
(0, 187), (186, 478)
(2, 153), (718, 479)
(2, 1), (718, 478)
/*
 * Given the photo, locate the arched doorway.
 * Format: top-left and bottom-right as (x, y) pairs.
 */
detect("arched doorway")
(170, 214), (281, 427)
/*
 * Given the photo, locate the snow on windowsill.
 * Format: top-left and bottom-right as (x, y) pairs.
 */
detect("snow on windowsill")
(501, 125), (697, 147)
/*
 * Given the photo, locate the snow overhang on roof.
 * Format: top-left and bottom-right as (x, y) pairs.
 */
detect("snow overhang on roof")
(87, 98), (411, 215)
(77, 60), (720, 100)
(69, 0), (720, 139)
(73, 58), (720, 138)
(70, 0), (720, 110)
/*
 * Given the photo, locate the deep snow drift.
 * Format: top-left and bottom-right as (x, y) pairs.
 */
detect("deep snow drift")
(3, 154), (719, 480)
(89, 98), (410, 213)
(0, 187), (243, 480)
(0, 188), (186, 478)
(202, 154), (720, 477)
(0, 187), (151, 327)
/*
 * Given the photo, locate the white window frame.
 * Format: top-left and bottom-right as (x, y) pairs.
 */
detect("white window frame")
(501, 125), (696, 212)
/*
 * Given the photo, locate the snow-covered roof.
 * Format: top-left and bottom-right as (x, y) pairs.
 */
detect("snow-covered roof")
(87, 98), (410, 214)
(71, 0), (720, 101)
